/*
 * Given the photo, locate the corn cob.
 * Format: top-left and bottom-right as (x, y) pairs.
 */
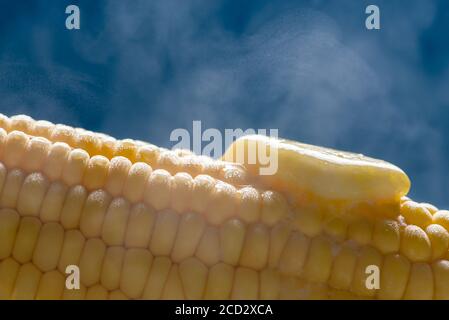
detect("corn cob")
(0, 113), (448, 300)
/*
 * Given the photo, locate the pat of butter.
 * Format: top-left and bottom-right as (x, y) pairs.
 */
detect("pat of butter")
(222, 135), (410, 203)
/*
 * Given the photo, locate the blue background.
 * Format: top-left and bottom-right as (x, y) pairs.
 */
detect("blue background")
(0, 0), (448, 208)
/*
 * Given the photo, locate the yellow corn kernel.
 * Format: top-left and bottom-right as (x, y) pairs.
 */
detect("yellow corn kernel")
(400, 201), (433, 228)
(433, 260), (449, 299)
(378, 254), (411, 300)
(0, 208), (20, 259)
(426, 224), (449, 260)
(400, 225), (431, 262)
(372, 219), (400, 254)
(433, 210), (449, 231)
(239, 223), (270, 270)
(347, 219), (373, 245)
(403, 263), (433, 300)
(0, 113), (447, 300)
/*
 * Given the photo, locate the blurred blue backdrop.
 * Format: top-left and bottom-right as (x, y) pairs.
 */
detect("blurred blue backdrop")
(0, 0), (448, 207)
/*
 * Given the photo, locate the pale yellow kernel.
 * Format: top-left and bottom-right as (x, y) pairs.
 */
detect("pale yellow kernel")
(62, 149), (89, 186)
(347, 219), (372, 245)
(278, 275), (304, 299)
(83, 155), (110, 190)
(33, 120), (54, 140)
(114, 139), (138, 162)
(32, 222), (64, 272)
(101, 246), (125, 291)
(433, 260), (449, 299)
(172, 212), (206, 263)
(43, 142), (71, 181)
(261, 190), (288, 226)
(36, 270), (65, 300)
(123, 162), (152, 203)
(268, 221), (292, 268)
(401, 201), (433, 228)
(77, 132), (101, 156)
(100, 137), (117, 160)
(179, 156), (204, 178)
(372, 219), (400, 254)
(170, 172), (193, 213)
(378, 254), (411, 300)
(12, 217), (42, 263)
(3, 131), (28, 167)
(323, 216), (348, 241)
(196, 226), (220, 267)
(403, 263), (434, 300)
(157, 150), (180, 174)
(200, 158), (224, 178)
(40, 182), (68, 222)
(221, 164), (247, 185)
(50, 124), (77, 146)
(144, 169), (172, 211)
(0, 258), (20, 299)
(79, 238), (106, 287)
(101, 197), (130, 246)
(79, 189), (111, 238)
(17, 172), (49, 217)
(137, 145), (159, 165)
(161, 265), (184, 300)
(206, 181), (237, 225)
(120, 248), (153, 299)
(239, 223), (270, 270)
(179, 257), (208, 300)
(237, 186), (261, 224)
(60, 185), (87, 229)
(400, 225), (431, 262)
(204, 263), (234, 299)
(219, 218), (245, 266)
(293, 207), (323, 237)
(426, 224), (449, 260)
(58, 230), (85, 273)
(279, 232), (310, 276)
(124, 203), (156, 248)
(22, 137), (51, 172)
(421, 203), (438, 215)
(329, 244), (357, 290)
(191, 174), (215, 214)
(10, 115), (34, 134)
(0, 169), (25, 209)
(11, 263), (41, 300)
(149, 209), (179, 256)
(105, 157), (132, 197)
(302, 236), (333, 283)
(0, 208), (20, 259)
(260, 269), (280, 299)
(0, 114), (11, 132)
(433, 210), (449, 231)
(142, 257), (172, 299)
(231, 267), (259, 300)
(0, 164), (5, 191)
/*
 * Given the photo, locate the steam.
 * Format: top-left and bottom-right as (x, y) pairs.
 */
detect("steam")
(0, 0), (447, 207)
